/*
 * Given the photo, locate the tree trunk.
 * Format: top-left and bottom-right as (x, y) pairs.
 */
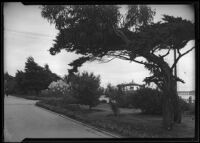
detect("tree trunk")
(142, 53), (182, 130)
(168, 78), (182, 123)
(173, 88), (182, 123)
(162, 89), (174, 130)
(162, 78), (182, 130)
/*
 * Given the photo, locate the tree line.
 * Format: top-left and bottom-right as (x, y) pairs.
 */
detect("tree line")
(4, 56), (60, 95)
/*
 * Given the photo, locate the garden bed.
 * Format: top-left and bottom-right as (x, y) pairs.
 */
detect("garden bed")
(35, 100), (195, 138)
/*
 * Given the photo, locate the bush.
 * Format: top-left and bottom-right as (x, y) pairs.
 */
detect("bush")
(129, 88), (192, 115)
(62, 104), (81, 111)
(179, 97), (190, 111)
(40, 80), (70, 97)
(110, 101), (120, 116)
(117, 94), (133, 108)
(41, 98), (62, 107)
(188, 103), (195, 115)
(40, 89), (50, 97)
(62, 95), (78, 105)
(48, 80), (69, 96)
(129, 88), (163, 115)
(69, 72), (101, 109)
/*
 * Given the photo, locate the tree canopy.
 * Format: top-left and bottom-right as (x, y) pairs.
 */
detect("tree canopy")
(41, 5), (194, 76)
(67, 71), (101, 109)
(14, 57), (60, 95)
(41, 5), (195, 130)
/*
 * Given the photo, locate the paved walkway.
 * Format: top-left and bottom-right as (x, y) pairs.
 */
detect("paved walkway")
(4, 96), (114, 142)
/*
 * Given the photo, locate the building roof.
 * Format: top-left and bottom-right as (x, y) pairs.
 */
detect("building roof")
(117, 81), (144, 87)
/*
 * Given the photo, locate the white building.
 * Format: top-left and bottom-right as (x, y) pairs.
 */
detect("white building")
(178, 90), (195, 103)
(99, 95), (110, 103)
(117, 80), (144, 93)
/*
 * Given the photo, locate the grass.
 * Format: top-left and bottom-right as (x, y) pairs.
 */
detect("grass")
(35, 99), (195, 138)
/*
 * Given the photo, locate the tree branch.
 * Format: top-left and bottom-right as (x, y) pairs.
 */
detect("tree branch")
(171, 46), (195, 70)
(112, 27), (131, 46)
(132, 59), (153, 66)
(109, 52), (155, 67)
(173, 76), (185, 83)
(151, 46), (159, 54)
(159, 48), (171, 58)
(98, 57), (116, 63)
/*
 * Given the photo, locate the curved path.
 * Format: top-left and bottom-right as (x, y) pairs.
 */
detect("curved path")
(4, 96), (114, 142)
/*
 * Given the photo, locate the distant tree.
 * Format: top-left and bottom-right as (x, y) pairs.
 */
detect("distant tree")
(69, 72), (101, 109)
(23, 57), (44, 94)
(4, 72), (16, 95)
(41, 5), (194, 130)
(105, 84), (119, 101)
(43, 64), (61, 88)
(15, 57), (61, 95)
(14, 70), (26, 94)
(105, 84), (120, 116)
(44, 64), (60, 81)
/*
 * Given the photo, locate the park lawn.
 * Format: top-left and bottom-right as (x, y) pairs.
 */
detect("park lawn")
(36, 100), (195, 138)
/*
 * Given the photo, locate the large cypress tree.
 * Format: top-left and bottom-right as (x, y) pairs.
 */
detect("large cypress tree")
(41, 5), (195, 130)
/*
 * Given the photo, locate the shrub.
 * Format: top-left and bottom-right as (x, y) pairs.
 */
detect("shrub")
(41, 98), (62, 107)
(69, 72), (101, 109)
(179, 98), (195, 115)
(48, 80), (69, 96)
(117, 94), (133, 108)
(62, 104), (81, 111)
(110, 101), (120, 116)
(40, 80), (70, 97)
(179, 97), (190, 111)
(40, 89), (50, 97)
(62, 95), (78, 105)
(129, 88), (163, 115)
(105, 84), (121, 100)
(129, 88), (192, 115)
(188, 103), (195, 115)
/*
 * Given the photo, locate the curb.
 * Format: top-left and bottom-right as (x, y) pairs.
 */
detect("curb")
(36, 104), (121, 138)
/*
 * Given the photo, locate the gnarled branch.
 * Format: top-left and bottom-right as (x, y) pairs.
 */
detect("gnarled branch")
(159, 48), (171, 58)
(171, 46), (195, 70)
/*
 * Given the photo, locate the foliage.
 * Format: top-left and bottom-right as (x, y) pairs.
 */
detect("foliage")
(62, 95), (78, 105)
(40, 89), (50, 97)
(105, 83), (129, 107)
(13, 57), (60, 95)
(14, 70), (26, 94)
(68, 72), (101, 109)
(105, 84), (121, 115)
(179, 97), (190, 111)
(24, 57), (50, 94)
(129, 88), (191, 115)
(129, 88), (163, 114)
(125, 5), (155, 29)
(187, 103), (195, 115)
(47, 80), (69, 96)
(41, 5), (195, 129)
(105, 84), (120, 100)
(4, 72), (16, 95)
(110, 101), (120, 116)
(41, 5), (193, 77)
(36, 100), (195, 138)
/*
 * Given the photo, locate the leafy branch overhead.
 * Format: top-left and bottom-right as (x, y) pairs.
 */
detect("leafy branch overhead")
(41, 5), (195, 130)
(41, 5), (194, 86)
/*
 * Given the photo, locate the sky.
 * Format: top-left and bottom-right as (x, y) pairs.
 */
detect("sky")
(4, 3), (195, 91)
